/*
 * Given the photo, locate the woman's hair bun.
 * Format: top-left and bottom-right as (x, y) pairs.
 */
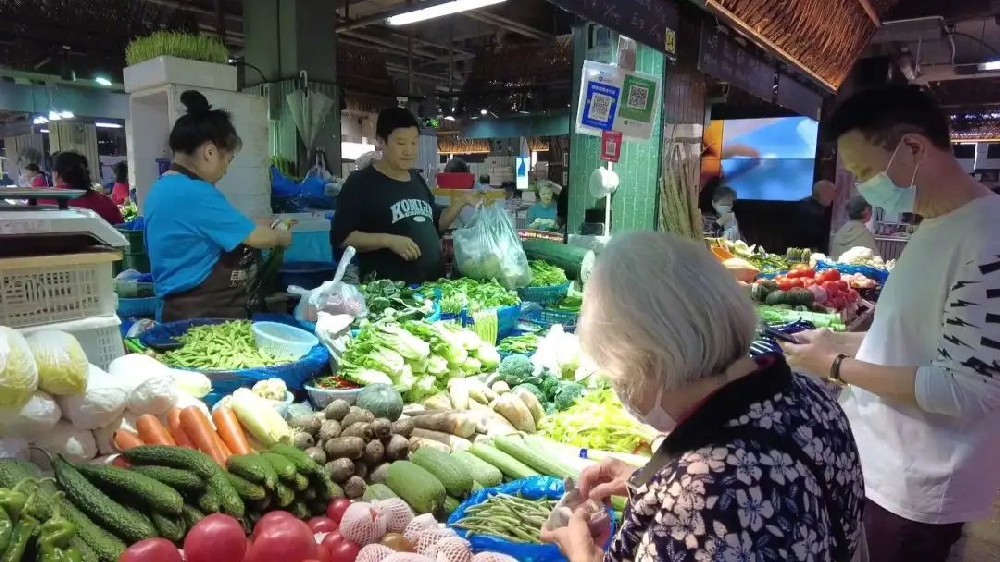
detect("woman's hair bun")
(180, 90), (211, 115)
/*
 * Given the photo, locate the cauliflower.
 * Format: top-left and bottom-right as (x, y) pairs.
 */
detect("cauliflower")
(498, 354), (534, 385)
(251, 378), (288, 401)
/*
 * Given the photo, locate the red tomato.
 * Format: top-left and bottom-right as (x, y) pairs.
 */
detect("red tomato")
(822, 281), (840, 295)
(308, 517), (339, 534)
(837, 281), (850, 293)
(184, 514), (248, 562)
(846, 290), (860, 303)
(775, 279), (792, 291)
(326, 539), (360, 562)
(245, 515), (320, 562)
(320, 531), (346, 553)
(252, 511), (299, 541)
(786, 278), (804, 289)
(801, 278), (816, 288)
(119, 538), (183, 562)
(830, 296), (847, 310)
(326, 499), (352, 524)
(822, 269), (841, 282)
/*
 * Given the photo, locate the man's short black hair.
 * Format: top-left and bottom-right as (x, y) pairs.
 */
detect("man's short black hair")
(712, 185), (737, 202)
(827, 85), (951, 150)
(24, 163), (39, 172)
(846, 195), (871, 221)
(444, 158), (469, 173)
(376, 107), (419, 141)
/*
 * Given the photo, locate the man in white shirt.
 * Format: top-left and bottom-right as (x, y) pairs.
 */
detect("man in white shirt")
(783, 85), (1000, 562)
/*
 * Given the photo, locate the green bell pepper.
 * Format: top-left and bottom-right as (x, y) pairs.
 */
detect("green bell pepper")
(1, 516), (37, 562)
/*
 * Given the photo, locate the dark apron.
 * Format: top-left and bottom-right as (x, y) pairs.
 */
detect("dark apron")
(627, 425), (853, 562)
(160, 164), (259, 323)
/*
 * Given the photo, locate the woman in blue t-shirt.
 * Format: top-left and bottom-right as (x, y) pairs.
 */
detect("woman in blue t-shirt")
(526, 180), (561, 231)
(145, 90), (291, 322)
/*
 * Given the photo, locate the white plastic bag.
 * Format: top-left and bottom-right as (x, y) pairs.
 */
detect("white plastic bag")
(0, 390), (61, 438)
(25, 330), (89, 396)
(453, 203), (532, 289)
(93, 412), (139, 455)
(291, 247), (367, 322)
(171, 369), (212, 398)
(0, 439), (29, 461)
(127, 375), (178, 416)
(0, 327), (39, 407)
(108, 354), (171, 394)
(31, 420), (97, 463)
(58, 365), (128, 430)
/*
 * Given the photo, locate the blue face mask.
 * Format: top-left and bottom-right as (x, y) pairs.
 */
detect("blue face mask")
(857, 142), (919, 215)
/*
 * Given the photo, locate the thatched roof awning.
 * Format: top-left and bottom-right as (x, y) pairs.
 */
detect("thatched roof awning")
(438, 136), (550, 154)
(704, 0), (901, 89)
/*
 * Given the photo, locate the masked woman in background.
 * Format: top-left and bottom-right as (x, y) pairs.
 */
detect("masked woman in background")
(542, 231), (866, 562)
(145, 90), (291, 322)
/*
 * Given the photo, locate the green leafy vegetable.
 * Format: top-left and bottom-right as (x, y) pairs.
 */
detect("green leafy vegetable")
(538, 389), (658, 454)
(422, 278), (520, 314)
(528, 260), (568, 287)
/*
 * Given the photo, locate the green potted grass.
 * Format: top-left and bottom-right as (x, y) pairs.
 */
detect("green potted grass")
(123, 32), (236, 93)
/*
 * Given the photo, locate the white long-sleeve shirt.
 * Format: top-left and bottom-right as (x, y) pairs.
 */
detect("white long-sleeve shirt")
(840, 194), (1000, 525)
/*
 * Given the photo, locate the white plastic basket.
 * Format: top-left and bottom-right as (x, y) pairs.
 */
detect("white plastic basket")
(252, 321), (319, 360)
(0, 253), (118, 329)
(19, 315), (125, 371)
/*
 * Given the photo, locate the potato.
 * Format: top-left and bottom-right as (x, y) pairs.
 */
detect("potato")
(371, 418), (392, 439)
(288, 415), (322, 436)
(389, 418), (414, 439)
(363, 439), (385, 465)
(326, 458), (354, 484)
(384, 434), (410, 461)
(292, 432), (314, 449)
(323, 436), (365, 460)
(304, 446), (326, 465)
(318, 420), (342, 441)
(324, 400), (351, 421)
(340, 422), (373, 441)
(342, 407), (375, 428)
(344, 475), (367, 499)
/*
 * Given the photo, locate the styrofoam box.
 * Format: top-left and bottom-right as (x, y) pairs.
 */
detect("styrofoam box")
(0, 253), (119, 329)
(19, 315), (124, 371)
(124, 56), (237, 94)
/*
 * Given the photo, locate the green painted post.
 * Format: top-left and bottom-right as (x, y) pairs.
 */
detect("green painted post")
(567, 25), (667, 233)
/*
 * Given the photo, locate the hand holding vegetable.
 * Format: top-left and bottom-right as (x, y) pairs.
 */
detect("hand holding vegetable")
(539, 503), (609, 562)
(577, 457), (638, 503)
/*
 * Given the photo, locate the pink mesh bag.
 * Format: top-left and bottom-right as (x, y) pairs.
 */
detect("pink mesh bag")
(340, 501), (389, 546)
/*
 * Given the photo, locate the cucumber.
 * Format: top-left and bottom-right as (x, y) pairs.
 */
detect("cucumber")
(125, 447), (244, 519)
(410, 448), (474, 498)
(292, 474), (310, 492)
(18, 477), (125, 562)
(151, 512), (185, 543)
(226, 454), (279, 490)
(450, 452), (503, 488)
(362, 483), (398, 501)
(262, 452), (297, 482)
(129, 465), (206, 493)
(198, 490), (221, 514)
(311, 472), (344, 501)
(290, 501), (310, 520)
(521, 239), (595, 280)
(269, 444), (321, 476)
(493, 436), (576, 479)
(386, 461), (446, 515)
(273, 482), (296, 508)
(52, 456), (157, 544)
(0, 460), (38, 488)
(75, 463), (185, 514)
(469, 444), (539, 480)
(227, 474), (267, 501)
(181, 504), (206, 529)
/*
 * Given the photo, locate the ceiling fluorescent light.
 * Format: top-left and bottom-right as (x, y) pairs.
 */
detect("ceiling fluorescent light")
(978, 60), (1000, 72)
(95, 122), (123, 129)
(60, 111), (74, 119)
(39, 129), (49, 134)
(387, 0), (507, 26)
(95, 76), (112, 86)
(33, 116), (48, 124)
(48, 110), (62, 121)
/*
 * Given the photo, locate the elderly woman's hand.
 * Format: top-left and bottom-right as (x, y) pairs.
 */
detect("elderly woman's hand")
(579, 457), (637, 503)
(540, 504), (610, 562)
(781, 329), (840, 378)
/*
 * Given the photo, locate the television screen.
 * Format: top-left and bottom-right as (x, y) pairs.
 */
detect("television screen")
(701, 116), (819, 201)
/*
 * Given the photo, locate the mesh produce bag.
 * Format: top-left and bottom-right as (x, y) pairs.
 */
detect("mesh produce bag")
(340, 501), (389, 546)
(472, 554), (519, 562)
(431, 536), (473, 562)
(357, 544), (394, 562)
(384, 554), (433, 562)
(403, 514), (439, 544)
(414, 528), (458, 556)
(376, 498), (415, 533)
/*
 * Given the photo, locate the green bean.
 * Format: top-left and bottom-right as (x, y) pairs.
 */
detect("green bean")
(160, 321), (296, 370)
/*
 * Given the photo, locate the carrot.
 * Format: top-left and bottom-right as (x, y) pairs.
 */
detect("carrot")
(212, 432), (233, 463)
(212, 407), (253, 456)
(167, 408), (195, 449)
(179, 406), (226, 465)
(136, 415), (176, 446)
(113, 430), (144, 452)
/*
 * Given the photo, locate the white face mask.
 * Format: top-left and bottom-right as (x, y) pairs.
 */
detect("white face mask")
(714, 204), (732, 215)
(856, 142), (918, 216)
(613, 380), (677, 432)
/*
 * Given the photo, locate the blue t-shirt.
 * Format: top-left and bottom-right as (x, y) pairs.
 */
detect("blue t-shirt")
(145, 173), (256, 298)
(526, 202), (558, 224)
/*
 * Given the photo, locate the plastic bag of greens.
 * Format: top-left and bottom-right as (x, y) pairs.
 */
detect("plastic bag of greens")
(453, 203), (532, 290)
(291, 247), (367, 322)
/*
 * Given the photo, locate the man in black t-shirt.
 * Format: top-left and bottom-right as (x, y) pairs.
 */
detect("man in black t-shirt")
(331, 108), (478, 283)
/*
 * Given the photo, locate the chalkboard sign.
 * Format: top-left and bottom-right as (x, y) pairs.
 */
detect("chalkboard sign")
(697, 22), (776, 102)
(776, 73), (824, 120)
(549, 0), (680, 60)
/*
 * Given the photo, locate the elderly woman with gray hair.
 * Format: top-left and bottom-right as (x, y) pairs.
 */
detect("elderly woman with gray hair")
(541, 231), (866, 562)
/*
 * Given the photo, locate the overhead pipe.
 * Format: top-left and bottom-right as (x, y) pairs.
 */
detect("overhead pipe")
(462, 11), (550, 40)
(340, 31), (440, 59)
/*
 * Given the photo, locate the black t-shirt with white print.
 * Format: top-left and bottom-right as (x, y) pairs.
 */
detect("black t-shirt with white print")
(331, 165), (443, 284)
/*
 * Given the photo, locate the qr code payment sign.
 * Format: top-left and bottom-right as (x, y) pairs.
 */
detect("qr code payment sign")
(588, 93), (615, 122)
(626, 84), (650, 110)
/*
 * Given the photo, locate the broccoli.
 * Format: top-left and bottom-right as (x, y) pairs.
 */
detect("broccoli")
(535, 372), (562, 401)
(554, 382), (586, 411)
(498, 353), (533, 385)
(513, 383), (544, 402)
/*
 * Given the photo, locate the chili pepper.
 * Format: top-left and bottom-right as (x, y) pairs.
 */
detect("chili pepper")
(0, 499), (12, 556)
(0, 488), (27, 521)
(38, 502), (77, 551)
(2, 516), (38, 562)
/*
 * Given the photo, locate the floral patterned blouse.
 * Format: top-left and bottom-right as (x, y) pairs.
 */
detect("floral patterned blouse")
(607, 355), (864, 562)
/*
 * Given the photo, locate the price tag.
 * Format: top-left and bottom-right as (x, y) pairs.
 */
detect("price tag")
(601, 131), (623, 163)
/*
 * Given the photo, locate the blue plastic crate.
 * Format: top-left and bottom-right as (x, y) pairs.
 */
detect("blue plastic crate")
(517, 282), (570, 306)
(521, 307), (578, 331)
